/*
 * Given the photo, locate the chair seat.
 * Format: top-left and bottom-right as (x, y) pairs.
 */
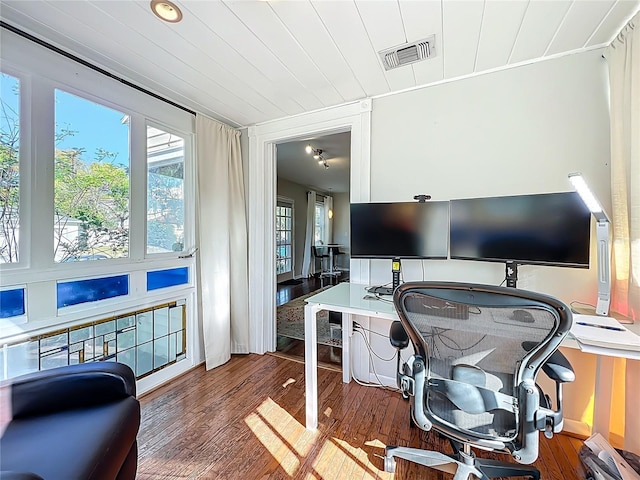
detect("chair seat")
(1, 397), (139, 480)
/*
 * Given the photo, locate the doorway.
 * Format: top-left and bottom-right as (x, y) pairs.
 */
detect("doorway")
(274, 132), (351, 366)
(246, 100), (371, 355)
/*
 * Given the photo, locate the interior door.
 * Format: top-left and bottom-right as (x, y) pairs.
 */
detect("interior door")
(276, 198), (294, 283)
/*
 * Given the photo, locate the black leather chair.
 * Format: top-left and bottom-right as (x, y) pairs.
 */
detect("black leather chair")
(385, 281), (575, 480)
(0, 362), (140, 480)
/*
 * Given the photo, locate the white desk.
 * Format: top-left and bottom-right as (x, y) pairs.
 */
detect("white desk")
(303, 282), (395, 428)
(303, 283), (640, 455)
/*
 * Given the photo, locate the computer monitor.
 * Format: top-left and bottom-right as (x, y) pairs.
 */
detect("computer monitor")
(449, 192), (591, 271)
(350, 201), (450, 259)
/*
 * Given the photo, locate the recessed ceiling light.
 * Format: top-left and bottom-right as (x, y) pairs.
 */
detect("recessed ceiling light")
(150, 0), (183, 23)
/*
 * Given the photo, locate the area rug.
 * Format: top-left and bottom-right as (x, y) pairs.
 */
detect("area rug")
(278, 278), (303, 286)
(276, 288), (342, 347)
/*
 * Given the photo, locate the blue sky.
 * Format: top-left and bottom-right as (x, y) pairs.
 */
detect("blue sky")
(1, 73), (20, 141)
(2, 75), (129, 166)
(55, 90), (130, 167)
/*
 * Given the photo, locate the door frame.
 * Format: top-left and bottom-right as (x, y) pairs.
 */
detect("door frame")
(248, 100), (372, 354)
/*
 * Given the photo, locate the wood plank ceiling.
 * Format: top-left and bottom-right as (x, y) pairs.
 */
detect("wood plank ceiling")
(1, 0), (638, 128)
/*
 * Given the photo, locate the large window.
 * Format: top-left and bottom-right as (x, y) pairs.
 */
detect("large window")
(0, 30), (197, 392)
(314, 201), (326, 245)
(54, 90), (130, 262)
(147, 126), (185, 254)
(0, 72), (20, 264)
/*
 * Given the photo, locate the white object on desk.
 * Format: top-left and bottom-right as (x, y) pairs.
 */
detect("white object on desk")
(571, 314), (640, 358)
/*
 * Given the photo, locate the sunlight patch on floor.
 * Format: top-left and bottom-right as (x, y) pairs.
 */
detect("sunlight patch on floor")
(310, 437), (387, 479)
(245, 397), (318, 476)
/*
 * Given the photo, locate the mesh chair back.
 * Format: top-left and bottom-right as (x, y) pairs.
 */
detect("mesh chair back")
(394, 282), (571, 444)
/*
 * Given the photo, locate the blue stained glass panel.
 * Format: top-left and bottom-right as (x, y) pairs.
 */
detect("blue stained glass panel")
(57, 275), (129, 308)
(147, 267), (189, 291)
(0, 288), (25, 318)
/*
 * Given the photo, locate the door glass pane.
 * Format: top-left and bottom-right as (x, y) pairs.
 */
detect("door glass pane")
(0, 73), (20, 264)
(276, 201), (293, 276)
(54, 90), (130, 262)
(147, 126), (185, 254)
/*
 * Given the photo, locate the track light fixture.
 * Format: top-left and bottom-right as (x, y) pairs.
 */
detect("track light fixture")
(305, 145), (329, 169)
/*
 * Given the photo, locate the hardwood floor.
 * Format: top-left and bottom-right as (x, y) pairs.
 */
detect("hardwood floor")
(276, 276), (324, 308)
(137, 354), (587, 479)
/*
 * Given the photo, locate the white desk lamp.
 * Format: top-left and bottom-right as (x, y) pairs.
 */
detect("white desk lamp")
(568, 173), (611, 316)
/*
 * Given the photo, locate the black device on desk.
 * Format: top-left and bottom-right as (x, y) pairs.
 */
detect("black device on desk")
(392, 257), (401, 290)
(367, 285), (394, 295)
(366, 259), (402, 296)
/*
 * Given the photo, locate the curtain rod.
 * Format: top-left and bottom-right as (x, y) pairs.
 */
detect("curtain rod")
(0, 21), (196, 116)
(309, 192), (332, 198)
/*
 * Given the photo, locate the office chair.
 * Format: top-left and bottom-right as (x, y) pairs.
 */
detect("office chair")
(313, 245), (340, 286)
(385, 281), (575, 480)
(312, 245), (329, 272)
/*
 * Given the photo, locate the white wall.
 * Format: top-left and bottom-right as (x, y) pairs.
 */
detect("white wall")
(367, 49), (610, 306)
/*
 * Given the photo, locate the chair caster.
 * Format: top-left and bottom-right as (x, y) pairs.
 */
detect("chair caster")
(384, 455), (396, 473)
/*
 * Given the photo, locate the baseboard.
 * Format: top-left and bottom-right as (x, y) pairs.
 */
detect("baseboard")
(267, 351), (342, 373)
(562, 418), (591, 439)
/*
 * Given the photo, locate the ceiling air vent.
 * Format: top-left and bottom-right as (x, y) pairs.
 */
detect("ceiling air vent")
(379, 36), (435, 71)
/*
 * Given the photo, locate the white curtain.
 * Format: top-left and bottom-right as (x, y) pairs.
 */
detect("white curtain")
(301, 190), (316, 278)
(608, 12), (639, 321)
(325, 195), (333, 245)
(605, 11), (640, 455)
(196, 115), (249, 370)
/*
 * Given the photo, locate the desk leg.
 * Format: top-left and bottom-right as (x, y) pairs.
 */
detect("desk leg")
(304, 303), (320, 430)
(342, 313), (352, 384)
(593, 355), (615, 438)
(625, 359), (640, 455)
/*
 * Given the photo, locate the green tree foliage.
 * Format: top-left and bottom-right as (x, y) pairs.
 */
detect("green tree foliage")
(54, 146), (129, 261)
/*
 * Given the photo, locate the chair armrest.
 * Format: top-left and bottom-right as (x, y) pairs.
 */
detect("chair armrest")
(2, 362), (136, 419)
(521, 341), (575, 383)
(389, 321), (409, 350)
(541, 350), (575, 384)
